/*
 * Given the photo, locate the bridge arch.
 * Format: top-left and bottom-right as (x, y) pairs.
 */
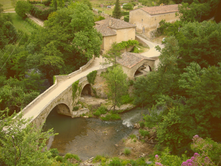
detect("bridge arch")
(44, 102), (72, 121)
(133, 62), (152, 78)
(81, 84), (92, 96)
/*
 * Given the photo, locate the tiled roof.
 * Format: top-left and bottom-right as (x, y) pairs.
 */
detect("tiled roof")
(140, 4), (179, 15)
(117, 52), (152, 68)
(95, 18), (136, 36)
(95, 24), (116, 36)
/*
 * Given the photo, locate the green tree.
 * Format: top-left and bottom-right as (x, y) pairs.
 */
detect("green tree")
(178, 0), (219, 22)
(177, 21), (221, 70)
(112, 0), (121, 19)
(134, 36), (180, 107)
(123, 3), (133, 11)
(51, 0), (64, 10)
(102, 66), (128, 111)
(0, 111), (55, 166)
(0, 3), (3, 14)
(15, 1), (31, 19)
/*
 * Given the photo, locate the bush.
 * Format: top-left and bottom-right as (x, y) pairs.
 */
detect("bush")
(100, 113), (121, 121)
(49, 148), (59, 158)
(64, 153), (80, 161)
(124, 15), (129, 22)
(131, 46), (140, 53)
(121, 11), (129, 16)
(124, 148), (131, 156)
(30, 4), (54, 20)
(129, 134), (136, 139)
(93, 155), (107, 163)
(55, 156), (63, 162)
(121, 94), (133, 104)
(25, 18), (42, 29)
(72, 106), (79, 111)
(93, 106), (107, 116)
(139, 129), (150, 137)
(108, 157), (122, 166)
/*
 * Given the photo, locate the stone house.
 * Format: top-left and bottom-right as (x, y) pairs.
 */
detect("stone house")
(95, 18), (136, 53)
(117, 52), (156, 79)
(129, 4), (180, 37)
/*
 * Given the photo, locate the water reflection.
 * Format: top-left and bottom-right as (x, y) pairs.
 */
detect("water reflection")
(43, 107), (135, 160)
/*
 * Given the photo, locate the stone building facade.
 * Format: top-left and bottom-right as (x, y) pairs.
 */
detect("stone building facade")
(129, 4), (180, 37)
(95, 18), (136, 53)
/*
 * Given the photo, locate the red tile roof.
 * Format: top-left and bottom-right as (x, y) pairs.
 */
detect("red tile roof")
(117, 52), (154, 68)
(140, 4), (179, 15)
(95, 18), (136, 36)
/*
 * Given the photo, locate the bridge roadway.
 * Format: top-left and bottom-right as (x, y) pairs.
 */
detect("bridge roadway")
(20, 36), (163, 125)
(21, 56), (106, 122)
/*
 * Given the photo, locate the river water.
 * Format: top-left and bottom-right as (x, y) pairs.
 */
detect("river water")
(43, 107), (149, 160)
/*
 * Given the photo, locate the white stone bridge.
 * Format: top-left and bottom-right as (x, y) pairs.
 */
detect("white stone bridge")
(19, 36), (163, 129)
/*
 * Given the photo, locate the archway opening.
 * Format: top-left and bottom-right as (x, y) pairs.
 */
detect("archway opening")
(134, 64), (152, 78)
(81, 84), (92, 97)
(43, 103), (71, 130)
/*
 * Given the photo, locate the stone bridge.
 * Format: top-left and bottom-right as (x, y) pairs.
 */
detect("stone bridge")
(19, 37), (162, 130)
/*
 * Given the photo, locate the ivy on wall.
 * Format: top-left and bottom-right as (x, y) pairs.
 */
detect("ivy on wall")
(72, 80), (79, 101)
(87, 70), (97, 85)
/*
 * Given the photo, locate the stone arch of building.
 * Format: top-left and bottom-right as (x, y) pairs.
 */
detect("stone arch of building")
(132, 61), (153, 78)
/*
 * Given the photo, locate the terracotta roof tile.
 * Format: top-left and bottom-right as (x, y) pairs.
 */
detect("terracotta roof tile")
(141, 4), (179, 15)
(95, 18), (136, 36)
(117, 52), (153, 68)
(95, 24), (116, 36)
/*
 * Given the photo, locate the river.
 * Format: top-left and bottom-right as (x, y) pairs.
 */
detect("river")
(43, 107), (149, 160)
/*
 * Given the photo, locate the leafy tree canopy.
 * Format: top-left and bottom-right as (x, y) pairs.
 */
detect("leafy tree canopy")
(15, 1), (31, 19)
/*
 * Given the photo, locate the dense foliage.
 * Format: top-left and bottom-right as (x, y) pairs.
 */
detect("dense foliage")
(15, 1), (31, 19)
(134, 20), (221, 156)
(30, 4), (55, 20)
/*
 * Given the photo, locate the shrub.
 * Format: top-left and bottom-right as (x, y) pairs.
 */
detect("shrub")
(124, 15), (129, 22)
(121, 11), (129, 16)
(93, 155), (107, 163)
(124, 148), (131, 156)
(93, 106), (107, 116)
(72, 106), (79, 111)
(25, 18), (42, 29)
(139, 129), (150, 137)
(64, 153), (80, 161)
(129, 134), (136, 139)
(100, 113), (121, 121)
(55, 156), (63, 162)
(49, 148), (59, 158)
(131, 46), (140, 53)
(30, 4), (54, 20)
(121, 94), (133, 104)
(108, 157), (122, 166)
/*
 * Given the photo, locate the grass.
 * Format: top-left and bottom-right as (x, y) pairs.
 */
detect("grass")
(3, 13), (37, 35)
(1, 0), (14, 11)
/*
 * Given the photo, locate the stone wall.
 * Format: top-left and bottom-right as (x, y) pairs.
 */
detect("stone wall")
(129, 9), (180, 36)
